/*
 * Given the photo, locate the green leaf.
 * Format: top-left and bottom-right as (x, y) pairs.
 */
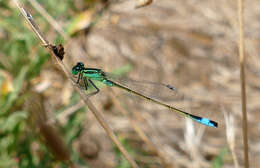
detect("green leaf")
(0, 62), (6, 70)
(0, 75), (4, 88)
(211, 148), (229, 168)
(0, 153), (17, 168)
(0, 134), (15, 151)
(0, 111), (27, 132)
(0, 67), (28, 114)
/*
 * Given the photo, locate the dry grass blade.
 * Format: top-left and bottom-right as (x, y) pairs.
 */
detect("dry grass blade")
(237, 0), (249, 167)
(224, 111), (239, 168)
(13, 1), (139, 167)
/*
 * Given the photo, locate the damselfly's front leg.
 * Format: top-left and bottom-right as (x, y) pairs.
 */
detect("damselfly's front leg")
(75, 73), (89, 91)
(83, 76), (89, 90)
(76, 73), (82, 84)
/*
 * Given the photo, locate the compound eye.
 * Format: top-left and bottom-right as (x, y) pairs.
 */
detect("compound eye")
(79, 62), (84, 67)
(72, 66), (79, 75)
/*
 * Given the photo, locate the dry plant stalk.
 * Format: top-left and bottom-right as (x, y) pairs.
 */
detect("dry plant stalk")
(39, 124), (70, 161)
(13, 1), (139, 168)
(24, 92), (71, 163)
(237, 0), (249, 167)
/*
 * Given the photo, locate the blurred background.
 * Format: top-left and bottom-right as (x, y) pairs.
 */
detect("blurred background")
(0, 0), (259, 167)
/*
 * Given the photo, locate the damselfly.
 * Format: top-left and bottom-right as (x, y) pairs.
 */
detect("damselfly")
(72, 62), (218, 128)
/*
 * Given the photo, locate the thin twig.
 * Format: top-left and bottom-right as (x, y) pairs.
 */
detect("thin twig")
(48, 101), (84, 124)
(237, 0), (249, 167)
(13, 1), (139, 168)
(15, 3), (49, 46)
(28, 0), (69, 40)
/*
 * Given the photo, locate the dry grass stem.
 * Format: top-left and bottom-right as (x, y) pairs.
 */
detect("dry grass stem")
(16, 6), (49, 45)
(28, 0), (69, 40)
(14, 1), (139, 168)
(237, 0), (249, 167)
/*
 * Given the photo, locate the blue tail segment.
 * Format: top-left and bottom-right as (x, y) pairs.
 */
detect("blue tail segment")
(189, 114), (218, 128)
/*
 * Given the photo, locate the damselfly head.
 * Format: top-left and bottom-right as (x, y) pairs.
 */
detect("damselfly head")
(72, 62), (85, 75)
